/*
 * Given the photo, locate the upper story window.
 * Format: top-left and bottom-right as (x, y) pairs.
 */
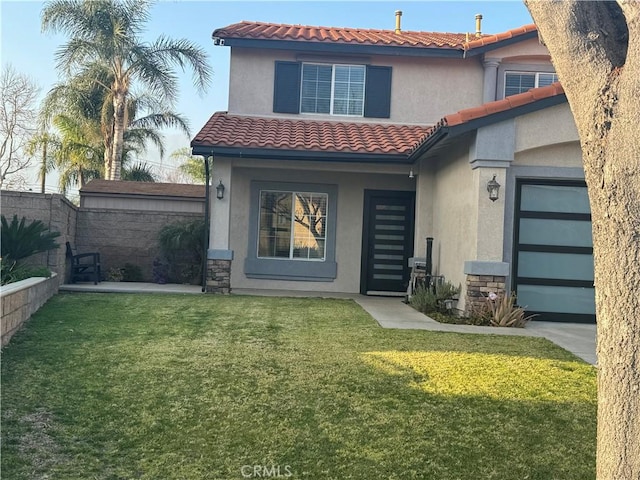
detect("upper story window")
(505, 72), (559, 97)
(273, 61), (392, 119)
(301, 64), (365, 116)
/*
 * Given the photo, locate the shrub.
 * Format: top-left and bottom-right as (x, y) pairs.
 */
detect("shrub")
(122, 263), (144, 282)
(1, 214), (60, 262)
(158, 219), (205, 284)
(1, 258), (52, 285)
(409, 284), (438, 314)
(486, 292), (538, 328)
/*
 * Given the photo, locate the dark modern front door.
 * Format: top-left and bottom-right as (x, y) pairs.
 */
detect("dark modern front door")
(361, 190), (415, 294)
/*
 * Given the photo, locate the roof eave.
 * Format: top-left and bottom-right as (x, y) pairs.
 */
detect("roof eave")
(410, 92), (568, 160)
(190, 144), (413, 164)
(217, 38), (465, 58)
(463, 30), (540, 57)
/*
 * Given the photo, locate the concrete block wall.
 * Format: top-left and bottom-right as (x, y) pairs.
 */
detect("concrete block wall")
(1, 274), (59, 347)
(76, 208), (204, 282)
(0, 191), (77, 278)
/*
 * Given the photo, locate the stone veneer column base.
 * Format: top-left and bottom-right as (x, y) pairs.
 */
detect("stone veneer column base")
(206, 259), (231, 294)
(465, 275), (506, 316)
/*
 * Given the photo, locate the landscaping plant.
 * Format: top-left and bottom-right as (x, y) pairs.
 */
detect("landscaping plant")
(0, 214), (59, 285)
(157, 219), (205, 284)
(486, 292), (538, 328)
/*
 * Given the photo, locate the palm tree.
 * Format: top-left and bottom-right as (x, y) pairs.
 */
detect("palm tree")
(170, 147), (206, 184)
(41, 0), (211, 180)
(42, 72), (191, 190)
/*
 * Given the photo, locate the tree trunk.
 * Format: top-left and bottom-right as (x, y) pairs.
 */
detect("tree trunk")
(40, 140), (47, 193)
(525, 2), (640, 479)
(110, 91), (127, 181)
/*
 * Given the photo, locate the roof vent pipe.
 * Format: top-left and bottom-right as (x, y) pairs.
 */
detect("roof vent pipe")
(395, 10), (402, 34)
(475, 14), (483, 37)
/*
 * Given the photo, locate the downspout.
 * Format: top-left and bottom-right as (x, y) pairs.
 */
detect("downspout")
(201, 154), (212, 292)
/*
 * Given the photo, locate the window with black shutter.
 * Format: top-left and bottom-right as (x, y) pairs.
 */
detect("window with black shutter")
(273, 61), (391, 118)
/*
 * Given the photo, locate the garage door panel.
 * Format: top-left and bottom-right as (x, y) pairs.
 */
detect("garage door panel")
(517, 285), (596, 315)
(519, 218), (593, 247)
(518, 251), (594, 282)
(520, 184), (591, 213)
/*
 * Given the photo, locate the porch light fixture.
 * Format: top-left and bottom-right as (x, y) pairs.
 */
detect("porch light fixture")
(487, 174), (500, 202)
(409, 168), (415, 179)
(216, 180), (225, 200)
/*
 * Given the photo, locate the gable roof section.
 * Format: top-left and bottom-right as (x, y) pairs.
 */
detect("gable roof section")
(212, 21), (539, 57)
(191, 113), (430, 163)
(80, 180), (205, 198)
(410, 82), (567, 158)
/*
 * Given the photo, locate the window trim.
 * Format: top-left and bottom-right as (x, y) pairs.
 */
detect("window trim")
(496, 63), (557, 100)
(257, 190), (329, 262)
(245, 181), (338, 281)
(300, 62), (366, 117)
(503, 70), (559, 97)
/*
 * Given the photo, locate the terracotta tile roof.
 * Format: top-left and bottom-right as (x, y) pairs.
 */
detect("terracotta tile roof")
(212, 21), (538, 52)
(80, 180), (205, 198)
(214, 21), (475, 49)
(414, 82), (565, 152)
(192, 113), (431, 156)
(463, 24), (538, 50)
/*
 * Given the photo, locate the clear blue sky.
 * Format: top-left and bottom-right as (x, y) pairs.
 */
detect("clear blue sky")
(0, 1), (534, 193)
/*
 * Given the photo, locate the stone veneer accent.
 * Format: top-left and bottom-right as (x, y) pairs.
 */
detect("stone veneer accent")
(465, 274), (506, 315)
(206, 259), (231, 294)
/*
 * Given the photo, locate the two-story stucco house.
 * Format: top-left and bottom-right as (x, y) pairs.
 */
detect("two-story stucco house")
(191, 13), (595, 323)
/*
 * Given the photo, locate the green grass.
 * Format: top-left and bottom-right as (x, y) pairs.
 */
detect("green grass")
(1, 293), (596, 479)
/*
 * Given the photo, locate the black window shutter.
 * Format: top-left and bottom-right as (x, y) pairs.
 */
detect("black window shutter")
(364, 66), (392, 118)
(273, 61), (301, 114)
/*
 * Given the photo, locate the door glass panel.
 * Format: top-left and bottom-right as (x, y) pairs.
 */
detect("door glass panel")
(518, 252), (594, 281)
(374, 254), (404, 261)
(374, 244), (404, 251)
(376, 214), (405, 221)
(516, 285), (595, 315)
(374, 264), (403, 270)
(376, 205), (406, 211)
(375, 234), (404, 241)
(519, 219), (593, 247)
(373, 274), (403, 280)
(376, 224), (405, 231)
(521, 185), (590, 213)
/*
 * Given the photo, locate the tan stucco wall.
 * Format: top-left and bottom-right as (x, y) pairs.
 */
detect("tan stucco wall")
(227, 47), (484, 124)
(224, 160), (415, 293)
(487, 37), (552, 62)
(429, 143), (477, 287)
(515, 103), (579, 155)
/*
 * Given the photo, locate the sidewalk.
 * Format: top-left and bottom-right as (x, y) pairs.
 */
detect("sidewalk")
(59, 283), (597, 365)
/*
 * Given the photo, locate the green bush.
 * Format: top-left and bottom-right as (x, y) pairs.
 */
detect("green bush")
(0, 215), (59, 285)
(158, 219), (205, 284)
(122, 263), (144, 282)
(1, 214), (60, 262)
(409, 284), (438, 314)
(1, 258), (52, 285)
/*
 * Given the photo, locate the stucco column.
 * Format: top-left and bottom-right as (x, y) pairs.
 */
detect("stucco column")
(207, 158), (233, 293)
(482, 57), (501, 103)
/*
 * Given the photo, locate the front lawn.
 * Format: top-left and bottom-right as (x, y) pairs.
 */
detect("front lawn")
(1, 293), (596, 479)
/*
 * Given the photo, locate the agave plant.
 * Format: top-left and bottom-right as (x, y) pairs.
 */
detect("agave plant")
(486, 292), (538, 328)
(1, 214), (60, 262)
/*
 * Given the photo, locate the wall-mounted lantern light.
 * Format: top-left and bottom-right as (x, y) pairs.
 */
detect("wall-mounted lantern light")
(487, 174), (500, 202)
(216, 180), (225, 200)
(409, 168), (415, 179)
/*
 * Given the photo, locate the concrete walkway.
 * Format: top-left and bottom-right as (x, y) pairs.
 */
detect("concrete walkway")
(59, 282), (597, 365)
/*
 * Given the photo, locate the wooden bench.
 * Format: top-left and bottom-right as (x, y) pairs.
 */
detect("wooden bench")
(66, 242), (101, 285)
